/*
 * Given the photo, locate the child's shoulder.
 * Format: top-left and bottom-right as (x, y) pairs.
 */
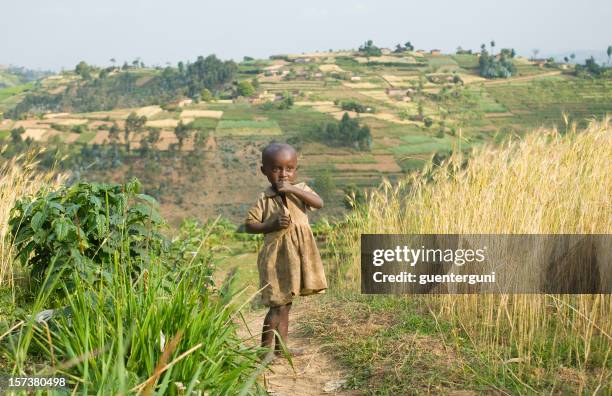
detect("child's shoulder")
(293, 182), (317, 193)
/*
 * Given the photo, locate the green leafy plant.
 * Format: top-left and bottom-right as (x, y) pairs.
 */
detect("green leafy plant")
(9, 179), (165, 290)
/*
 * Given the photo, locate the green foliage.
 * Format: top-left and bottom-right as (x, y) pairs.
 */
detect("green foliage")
(575, 57), (607, 77)
(125, 112), (147, 152)
(310, 113), (372, 151)
(75, 61), (92, 80)
(236, 80), (255, 97)
(11, 126), (25, 143)
(359, 40), (382, 57)
(185, 55), (238, 98)
(174, 120), (190, 151)
(340, 100), (374, 113)
(277, 93), (294, 110)
(9, 179), (165, 291)
(4, 234), (262, 394)
(7, 55), (237, 118)
(200, 88), (213, 102)
(478, 49), (516, 78)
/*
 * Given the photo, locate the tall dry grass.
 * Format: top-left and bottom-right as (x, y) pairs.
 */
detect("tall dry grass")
(328, 118), (612, 391)
(0, 149), (64, 289)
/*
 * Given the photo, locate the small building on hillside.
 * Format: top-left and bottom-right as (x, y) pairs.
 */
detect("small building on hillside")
(430, 49), (441, 55)
(350, 76), (362, 81)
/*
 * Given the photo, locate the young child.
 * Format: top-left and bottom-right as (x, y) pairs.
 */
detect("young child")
(245, 142), (327, 361)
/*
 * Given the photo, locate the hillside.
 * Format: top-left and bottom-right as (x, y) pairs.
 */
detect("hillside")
(1, 48), (611, 224)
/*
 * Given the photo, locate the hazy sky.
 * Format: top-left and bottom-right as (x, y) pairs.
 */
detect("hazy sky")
(4, 0), (612, 70)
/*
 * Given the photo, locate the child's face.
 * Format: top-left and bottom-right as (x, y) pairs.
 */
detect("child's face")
(261, 149), (298, 189)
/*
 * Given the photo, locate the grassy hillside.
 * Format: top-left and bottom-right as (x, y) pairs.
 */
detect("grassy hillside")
(1, 51), (611, 225)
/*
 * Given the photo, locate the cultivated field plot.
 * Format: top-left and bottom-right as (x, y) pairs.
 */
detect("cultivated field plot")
(486, 78), (612, 129)
(49, 118), (88, 126)
(146, 119), (179, 128)
(389, 134), (460, 156)
(259, 80), (327, 92)
(75, 109), (133, 120)
(180, 110), (223, 119)
(341, 82), (381, 89)
(215, 120), (282, 136)
(335, 154), (402, 172)
(135, 105), (162, 118)
(319, 64), (345, 73)
(355, 56), (417, 64)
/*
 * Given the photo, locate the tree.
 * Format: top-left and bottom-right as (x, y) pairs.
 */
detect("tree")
(11, 127), (25, 143)
(564, 56), (570, 63)
(75, 61), (91, 80)
(174, 121), (190, 151)
(277, 92), (294, 109)
(109, 123), (120, 143)
(404, 41), (414, 51)
(184, 55), (237, 98)
(236, 80), (255, 97)
(532, 49), (540, 60)
(358, 40), (382, 57)
(607, 45), (612, 65)
(490, 40), (496, 54)
(124, 112), (146, 153)
(200, 88), (213, 102)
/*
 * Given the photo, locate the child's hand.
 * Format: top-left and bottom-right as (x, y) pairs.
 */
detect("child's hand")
(274, 213), (291, 230)
(276, 180), (296, 194)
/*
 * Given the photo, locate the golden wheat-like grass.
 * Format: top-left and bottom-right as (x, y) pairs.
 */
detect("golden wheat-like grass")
(0, 148), (65, 289)
(328, 118), (612, 389)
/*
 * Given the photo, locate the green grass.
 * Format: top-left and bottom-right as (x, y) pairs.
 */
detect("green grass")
(216, 119), (282, 136)
(0, 130), (9, 140)
(217, 120), (279, 129)
(451, 54), (480, 69)
(425, 55), (460, 69)
(75, 130), (97, 144)
(391, 136), (457, 155)
(397, 157), (427, 172)
(189, 117), (219, 130)
(399, 134), (435, 144)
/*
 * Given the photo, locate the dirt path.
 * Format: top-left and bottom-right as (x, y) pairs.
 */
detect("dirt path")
(237, 299), (362, 396)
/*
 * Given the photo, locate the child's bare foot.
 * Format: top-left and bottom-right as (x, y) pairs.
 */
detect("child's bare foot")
(275, 347), (306, 358)
(259, 350), (278, 364)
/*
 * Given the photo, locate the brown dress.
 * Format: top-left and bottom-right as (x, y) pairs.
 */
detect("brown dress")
(245, 182), (328, 307)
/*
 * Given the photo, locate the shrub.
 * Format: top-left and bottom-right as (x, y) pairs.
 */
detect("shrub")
(9, 179), (165, 291)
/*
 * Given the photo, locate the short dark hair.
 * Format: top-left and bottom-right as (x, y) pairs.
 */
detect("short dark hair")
(261, 143), (296, 166)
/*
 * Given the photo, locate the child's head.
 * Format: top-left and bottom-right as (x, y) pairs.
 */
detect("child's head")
(260, 143), (298, 189)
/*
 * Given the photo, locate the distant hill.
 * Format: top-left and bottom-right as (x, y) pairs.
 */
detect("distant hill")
(0, 65), (53, 88)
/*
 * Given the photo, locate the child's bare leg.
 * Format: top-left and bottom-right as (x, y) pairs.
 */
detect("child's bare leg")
(261, 306), (282, 351)
(274, 302), (292, 355)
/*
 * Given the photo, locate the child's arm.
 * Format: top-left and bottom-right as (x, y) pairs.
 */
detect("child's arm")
(245, 214), (291, 234)
(277, 181), (324, 209)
